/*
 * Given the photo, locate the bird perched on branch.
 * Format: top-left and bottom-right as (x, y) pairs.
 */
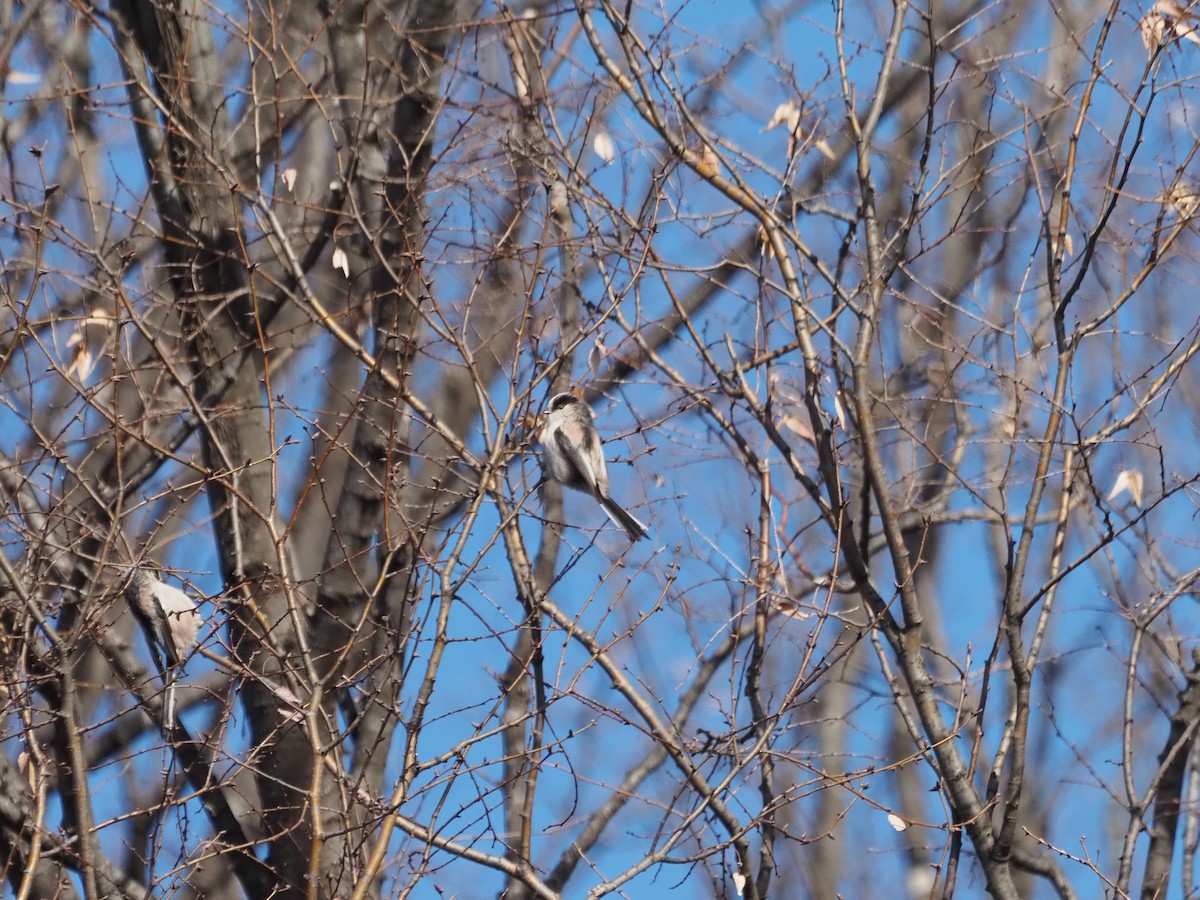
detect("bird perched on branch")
(539, 392), (648, 541)
(122, 566), (201, 730)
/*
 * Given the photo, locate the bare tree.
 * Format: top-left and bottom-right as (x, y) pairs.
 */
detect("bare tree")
(4, 0), (1200, 897)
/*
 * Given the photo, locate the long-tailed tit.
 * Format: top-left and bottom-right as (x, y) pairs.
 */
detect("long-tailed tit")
(123, 566), (201, 729)
(539, 392), (648, 541)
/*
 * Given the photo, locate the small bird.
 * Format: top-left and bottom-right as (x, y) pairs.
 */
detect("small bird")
(122, 566), (201, 729)
(539, 392), (648, 541)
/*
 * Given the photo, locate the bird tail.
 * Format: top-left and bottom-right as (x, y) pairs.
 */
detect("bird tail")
(599, 497), (649, 541)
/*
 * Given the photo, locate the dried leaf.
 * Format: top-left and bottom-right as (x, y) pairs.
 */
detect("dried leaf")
(765, 100), (835, 161)
(906, 866), (937, 897)
(1141, 10), (1171, 49)
(332, 246), (350, 279)
(887, 812), (908, 832)
(63, 309), (118, 381)
(5, 70), (39, 86)
(1167, 0), (1200, 44)
(593, 132), (616, 163)
(589, 337), (607, 375)
(281, 167), (298, 192)
(1141, 0), (1200, 52)
(757, 223), (776, 260)
(773, 597), (812, 620)
(17, 750), (31, 790)
(1107, 469), (1144, 508)
(686, 145), (720, 178)
(269, 682), (306, 723)
(1049, 228), (1074, 257)
(763, 100), (801, 134)
(65, 330), (96, 381)
(1163, 183), (1200, 218)
(781, 412), (814, 443)
(814, 138), (837, 161)
(731, 871), (746, 896)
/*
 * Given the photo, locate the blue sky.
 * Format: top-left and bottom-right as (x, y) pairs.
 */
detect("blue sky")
(7, 0), (1200, 896)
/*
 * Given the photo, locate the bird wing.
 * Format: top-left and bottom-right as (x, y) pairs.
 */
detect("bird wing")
(554, 418), (603, 494)
(585, 427), (610, 497)
(149, 582), (201, 667)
